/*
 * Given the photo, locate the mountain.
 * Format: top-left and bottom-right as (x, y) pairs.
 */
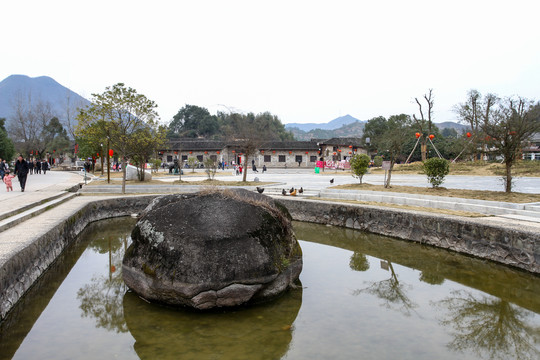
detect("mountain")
(0, 74), (90, 125)
(285, 114), (361, 132)
(434, 121), (468, 131)
(289, 120), (365, 141)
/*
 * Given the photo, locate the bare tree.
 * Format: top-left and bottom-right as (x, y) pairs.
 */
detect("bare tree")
(412, 89), (434, 161)
(482, 97), (540, 192)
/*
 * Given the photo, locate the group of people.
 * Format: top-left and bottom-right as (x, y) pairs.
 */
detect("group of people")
(0, 156), (50, 192)
(27, 159), (50, 175)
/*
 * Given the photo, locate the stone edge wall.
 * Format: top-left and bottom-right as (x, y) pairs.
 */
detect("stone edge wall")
(277, 198), (540, 274)
(0, 196), (154, 321)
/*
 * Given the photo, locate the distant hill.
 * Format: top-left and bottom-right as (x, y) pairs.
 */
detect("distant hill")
(434, 121), (468, 132)
(289, 120), (365, 141)
(0, 74), (90, 129)
(285, 114), (361, 132)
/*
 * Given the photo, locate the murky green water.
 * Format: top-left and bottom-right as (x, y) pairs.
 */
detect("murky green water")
(1, 218), (539, 360)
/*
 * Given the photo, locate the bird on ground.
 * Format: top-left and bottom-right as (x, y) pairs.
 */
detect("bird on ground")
(290, 189), (297, 196)
(330, 178), (334, 184)
(282, 189), (287, 196)
(256, 187), (264, 194)
(298, 187), (303, 194)
(289, 187), (295, 193)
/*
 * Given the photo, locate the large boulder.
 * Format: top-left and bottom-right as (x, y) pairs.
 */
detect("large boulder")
(122, 188), (303, 309)
(126, 164), (152, 181)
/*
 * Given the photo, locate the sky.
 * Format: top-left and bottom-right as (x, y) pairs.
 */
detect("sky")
(1, 0), (539, 125)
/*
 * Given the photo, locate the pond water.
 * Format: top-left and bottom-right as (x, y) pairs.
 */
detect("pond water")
(1, 218), (539, 360)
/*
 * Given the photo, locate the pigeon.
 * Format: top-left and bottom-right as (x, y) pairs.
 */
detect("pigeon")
(256, 187), (264, 194)
(282, 189), (287, 196)
(298, 187), (303, 194)
(330, 178), (334, 184)
(289, 187), (295, 193)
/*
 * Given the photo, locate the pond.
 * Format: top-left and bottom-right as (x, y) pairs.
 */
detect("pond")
(1, 218), (539, 360)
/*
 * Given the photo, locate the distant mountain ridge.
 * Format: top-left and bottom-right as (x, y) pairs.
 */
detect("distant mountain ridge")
(286, 114), (361, 132)
(0, 74), (90, 124)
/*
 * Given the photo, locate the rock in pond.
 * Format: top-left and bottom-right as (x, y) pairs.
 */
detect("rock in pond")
(122, 188), (303, 310)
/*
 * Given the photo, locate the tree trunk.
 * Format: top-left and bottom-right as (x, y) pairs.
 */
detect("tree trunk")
(122, 157), (127, 194)
(421, 141), (427, 161)
(242, 155), (248, 182)
(101, 155), (104, 176)
(385, 168), (393, 188)
(505, 161), (512, 193)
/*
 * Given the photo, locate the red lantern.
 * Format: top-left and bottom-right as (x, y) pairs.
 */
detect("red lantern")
(30, 150), (33, 155)
(96, 153), (100, 157)
(349, 145), (352, 148)
(415, 132), (421, 138)
(289, 151), (292, 154)
(174, 151), (178, 154)
(109, 149), (114, 157)
(189, 151), (192, 154)
(272, 151), (275, 154)
(204, 151), (208, 154)
(509, 131), (517, 135)
(338, 149), (341, 152)
(333, 152), (337, 155)
(305, 151), (308, 154)
(217, 151), (220, 154)
(261, 150), (264, 154)
(349, 151), (352, 154)
(466, 132), (471, 138)
(429, 134), (435, 140)
(110, 265), (116, 273)
(232, 150), (235, 153)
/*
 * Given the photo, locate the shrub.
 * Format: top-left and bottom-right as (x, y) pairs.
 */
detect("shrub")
(350, 153), (371, 184)
(423, 158), (449, 188)
(373, 156), (383, 167)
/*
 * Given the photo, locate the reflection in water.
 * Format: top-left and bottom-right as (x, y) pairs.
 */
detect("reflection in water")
(123, 287), (302, 360)
(349, 252), (369, 272)
(353, 260), (418, 317)
(2, 218), (540, 360)
(435, 290), (540, 360)
(77, 223), (130, 333)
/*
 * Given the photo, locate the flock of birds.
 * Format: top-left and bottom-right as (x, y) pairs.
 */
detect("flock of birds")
(255, 178), (334, 196)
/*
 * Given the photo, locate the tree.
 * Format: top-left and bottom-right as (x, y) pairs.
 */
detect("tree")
(482, 97), (540, 192)
(76, 83), (160, 193)
(130, 125), (167, 181)
(423, 157), (450, 188)
(220, 111), (290, 182)
(363, 114), (413, 187)
(412, 89), (435, 161)
(454, 90), (499, 161)
(0, 118), (15, 160)
(350, 153), (370, 184)
(168, 104), (218, 138)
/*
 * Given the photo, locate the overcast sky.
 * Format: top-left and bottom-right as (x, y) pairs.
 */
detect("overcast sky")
(2, 0), (539, 125)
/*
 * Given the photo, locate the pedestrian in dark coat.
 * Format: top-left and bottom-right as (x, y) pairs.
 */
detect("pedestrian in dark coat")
(14, 155), (29, 192)
(0, 157), (4, 181)
(35, 160), (41, 174)
(42, 160), (49, 174)
(28, 160), (34, 175)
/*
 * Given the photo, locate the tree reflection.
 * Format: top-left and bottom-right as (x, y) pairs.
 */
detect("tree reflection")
(76, 234), (129, 333)
(435, 290), (540, 360)
(349, 252), (370, 272)
(353, 261), (418, 316)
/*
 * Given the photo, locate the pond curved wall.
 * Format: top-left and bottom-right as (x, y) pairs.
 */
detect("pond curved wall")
(1, 195), (538, 322)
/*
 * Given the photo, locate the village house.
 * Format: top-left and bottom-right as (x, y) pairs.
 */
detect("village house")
(158, 138), (367, 169)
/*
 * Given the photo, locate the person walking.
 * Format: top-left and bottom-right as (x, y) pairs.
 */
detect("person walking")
(262, 164), (267, 173)
(0, 157), (4, 181)
(42, 159), (49, 174)
(14, 155), (29, 192)
(28, 159), (34, 175)
(35, 160), (41, 174)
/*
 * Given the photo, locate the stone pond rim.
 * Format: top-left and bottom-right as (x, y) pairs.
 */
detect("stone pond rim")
(122, 188), (303, 310)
